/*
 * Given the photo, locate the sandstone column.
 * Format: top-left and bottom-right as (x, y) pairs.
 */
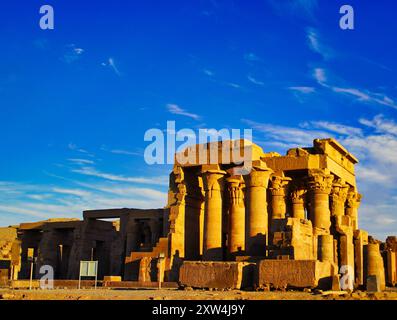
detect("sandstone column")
(318, 234), (334, 262)
(330, 180), (349, 218)
(290, 182), (307, 220)
(226, 176), (245, 256)
(367, 239), (386, 291)
(270, 175), (291, 220)
(346, 190), (362, 230)
(201, 165), (226, 261)
(307, 170), (334, 232)
(244, 162), (272, 256)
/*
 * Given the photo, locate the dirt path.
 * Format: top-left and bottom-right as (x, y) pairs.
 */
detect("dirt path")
(1, 288), (397, 300)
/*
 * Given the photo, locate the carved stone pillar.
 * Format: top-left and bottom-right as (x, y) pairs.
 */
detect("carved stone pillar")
(270, 175), (291, 220)
(346, 190), (361, 230)
(226, 176), (245, 255)
(318, 234), (334, 262)
(244, 162), (272, 256)
(201, 166), (226, 261)
(307, 170), (334, 233)
(330, 180), (349, 217)
(290, 182), (307, 220)
(367, 239), (386, 291)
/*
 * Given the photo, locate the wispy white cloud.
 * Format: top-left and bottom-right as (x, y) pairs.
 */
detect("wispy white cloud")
(288, 86), (315, 94)
(109, 149), (141, 156)
(300, 121), (363, 136)
(203, 69), (214, 77)
(102, 57), (121, 76)
(313, 67), (327, 84)
(306, 27), (333, 60)
(71, 166), (168, 186)
(166, 104), (201, 120)
(225, 82), (242, 89)
(68, 143), (95, 157)
(312, 68), (397, 109)
(68, 158), (95, 165)
(62, 44), (84, 63)
(244, 53), (262, 62)
(247, 75), (265, 86)
(359, 114), (397, 135)
(52, 187), (91, 198)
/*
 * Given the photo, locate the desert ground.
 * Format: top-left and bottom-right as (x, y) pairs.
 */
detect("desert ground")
(1, 287), (397, 300)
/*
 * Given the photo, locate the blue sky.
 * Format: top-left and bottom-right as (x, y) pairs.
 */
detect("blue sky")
(1, 0), (397, 240)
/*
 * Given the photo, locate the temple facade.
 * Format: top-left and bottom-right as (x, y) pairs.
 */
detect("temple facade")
(0, 138), (396, 291)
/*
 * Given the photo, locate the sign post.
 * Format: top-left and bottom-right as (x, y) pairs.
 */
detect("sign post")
(78, 261), (98, 290)
(27, 249), (35, 290)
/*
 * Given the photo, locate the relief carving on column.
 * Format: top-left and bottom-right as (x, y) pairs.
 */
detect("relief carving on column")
(330, 179), (349, 216)
(270, 175), (291, 196)
(270, 175), (292, 218)
(202, 168), (227, 199)
(290, 182), (307, 204)
(226, 176), (245, 206)
(346, 190), (362, 211)
(245, 170), (271, 188)
(307, 170), (334, 194)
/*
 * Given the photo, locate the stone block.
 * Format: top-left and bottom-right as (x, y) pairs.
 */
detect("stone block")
(257, 260), (334, 289)
(331, 274), (341, 291)
(103, 276), (122, 282)
(367, 275), (382, 292)
(179, 261), (254, 289)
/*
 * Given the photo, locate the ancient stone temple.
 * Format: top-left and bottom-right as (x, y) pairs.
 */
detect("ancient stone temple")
(168, 138), (391, 290)
(0, 138), (396, 292)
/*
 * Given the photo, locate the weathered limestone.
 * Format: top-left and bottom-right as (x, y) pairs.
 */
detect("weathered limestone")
(138, 257), (152, 283)
(244, 162), (272, 256)
(330, 179), (349, 217)
(257, 260), (335, 289)
(385, 236), (397, 286)
(318, 234), (334, 263)
(179, 261), (253, 290)
(366, 239), (386, 291)
(346, 190), (362, 230)
(307, 170), (334, 232)
(226, 175), (245, 256)
(0, 227), (21, 282)
(290, 182), (307, 220)
(354, 229), (368, 287)
(269, 218), (313, 260)
(1, 138), (395, 293)
(270, 175), (291, 223)
(201, 165), (226, 261)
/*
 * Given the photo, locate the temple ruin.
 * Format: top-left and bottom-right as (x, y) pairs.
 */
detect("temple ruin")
(0, 138), (396, 292)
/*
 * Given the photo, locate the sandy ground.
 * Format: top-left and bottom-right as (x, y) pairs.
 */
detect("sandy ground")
(1, 288), (397, 300)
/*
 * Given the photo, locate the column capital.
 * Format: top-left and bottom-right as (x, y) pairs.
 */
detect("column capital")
(226, 176), (245, 206)
(244, 164), (273, 188)
(270, 175), (291, 196)
(290, 186), (307, 204)
(331, 179), (349, 202)
(346, 190), (362, 208)
(307, 170), (334, 194)
(201, 165), (227, 199)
